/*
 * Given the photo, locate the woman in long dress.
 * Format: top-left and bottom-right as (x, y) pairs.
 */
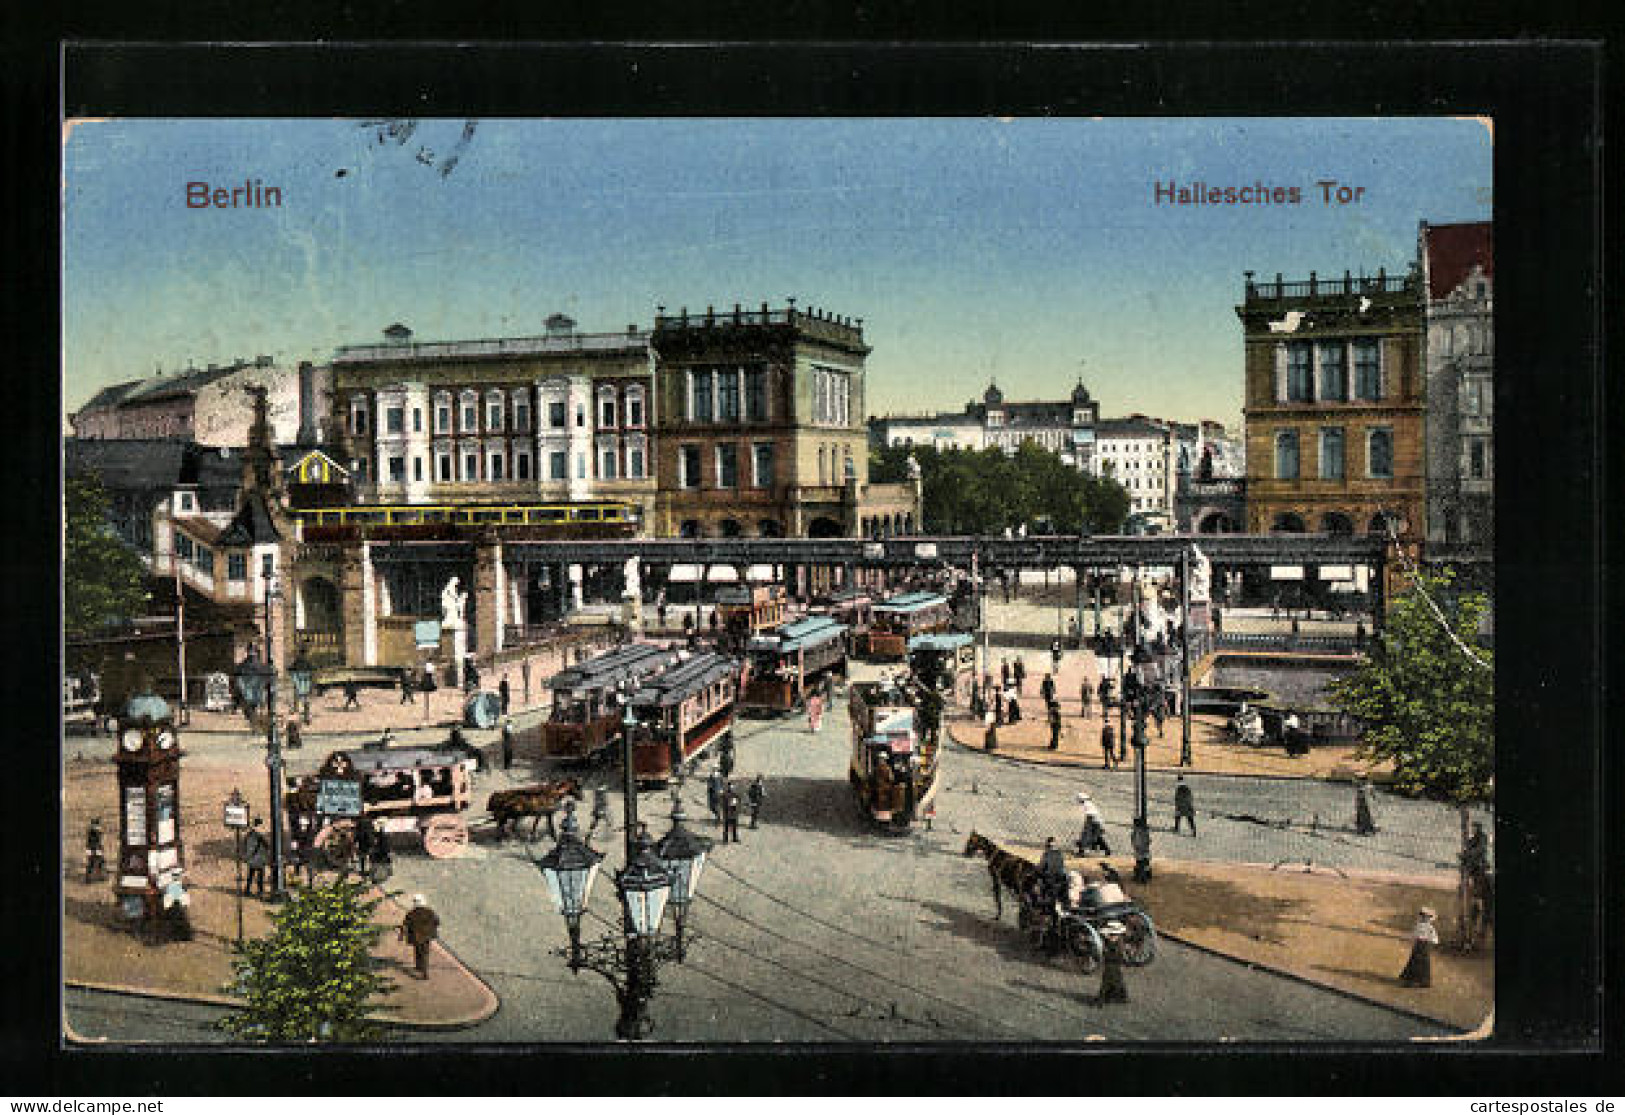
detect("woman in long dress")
(1399, 907), (1439, 987)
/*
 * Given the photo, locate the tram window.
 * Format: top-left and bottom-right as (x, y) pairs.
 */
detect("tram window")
(534, 508), (566, 523)
(424, 510), (448, 523)
(474, 510), (501, 523)
(580, 508), (601, 521)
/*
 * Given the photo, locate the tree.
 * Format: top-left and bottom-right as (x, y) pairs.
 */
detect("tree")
(869, 442), (1129, 534)
(1328, 568), (1494, 947)
(221, 879), (396, 1042)
(64, 473), (148, 637)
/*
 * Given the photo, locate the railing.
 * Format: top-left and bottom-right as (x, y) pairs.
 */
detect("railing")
(334, 330), (649, 363)
(654, 302), (865, 343)
(1212, 631), (1366, 654)
(1244, 270), (1419, 301)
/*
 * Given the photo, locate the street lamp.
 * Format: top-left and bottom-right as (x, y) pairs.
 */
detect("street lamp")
(288, 647), (314, 726)
(234, 571), (289, 901)
(536, 801), (605, 966)
(654, 786), (712, 962)
(1129, 644), (1155, 884)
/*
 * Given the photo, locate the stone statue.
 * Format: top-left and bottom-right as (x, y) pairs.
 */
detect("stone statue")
(441, 576), (468, 629)
(623, 557), (642, 600)
(1189, 545), (1212, 604)
(906, 454), (922, 480)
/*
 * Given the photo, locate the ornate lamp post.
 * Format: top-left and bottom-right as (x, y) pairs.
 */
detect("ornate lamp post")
(235, 573), (288, 901)
(1129, 644), (1155, 883)
(654, 786), (712, 962)
(288, 648), (314, 726)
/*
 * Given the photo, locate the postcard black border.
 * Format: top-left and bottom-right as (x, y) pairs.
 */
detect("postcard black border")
(8, 37), (1612, 1095)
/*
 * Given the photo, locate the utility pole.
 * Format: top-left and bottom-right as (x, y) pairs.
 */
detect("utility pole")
(174, 562), (188, 725)
(1180, 546), (1193, 767)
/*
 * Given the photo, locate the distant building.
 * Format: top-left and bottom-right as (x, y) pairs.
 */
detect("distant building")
(1237, 266), (1426, 544)
(69, 357), (330, 448)
(1419, 220), (1493, 557)
(869, 380), (1101, 468)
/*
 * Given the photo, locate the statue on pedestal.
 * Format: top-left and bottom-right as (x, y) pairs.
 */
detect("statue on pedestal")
(441, 576), (468, 630)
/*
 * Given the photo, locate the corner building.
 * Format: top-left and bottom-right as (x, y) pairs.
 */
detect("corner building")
(1238, 269), (1426, 544)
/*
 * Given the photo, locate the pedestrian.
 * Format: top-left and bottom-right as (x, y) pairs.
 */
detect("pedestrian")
(83, 817), (105, 883)
(1040, 672), (1056, 707)
(285, 717), (303, 750)
(243, 817), (270, 898)
(1097, 922), (1129, 1004)
(500, 716), (515, 770)
(706, 767), (724, 823)
(399, 895), (440, 980)
(1050, 639), (1063, 675)
(721, 781), (742, 843)
(983, 707), (998, 752)
(1355, 779), (1378, 835)
(1079, 681), (1092, 719)
(1116, 717), (1128, 764)
(589, 784), (611, 839)
(1047, 702), (1063, 751)
(1173, 775), (1196, 835)
(1100, 721), (1116, 769)
(1076, 792), (1111, 854)
(342, 680), (361, 710)
(708, 609), (719, 636)
(1004, 686), (1022, 724)
(1097, 676), (1113, 712)
(355, 815), (377, 876)
(1012, 657), (1026, 694)
(499, 674), (511, 715)
(1151, 693), (1166, 739)
(423, 660), (438, 693)
(1398, 907), (1439, 988)
(807, 691), (824, 733)
(719, 735), (736, 780)
(1000, 658), (1011, 691)
(400, 671), (416, 704)
(463, 656), (480, 693)
(747, 774), (765, 829)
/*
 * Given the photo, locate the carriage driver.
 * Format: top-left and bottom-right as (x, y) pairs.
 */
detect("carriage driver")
(1037, 837), (1070, 911)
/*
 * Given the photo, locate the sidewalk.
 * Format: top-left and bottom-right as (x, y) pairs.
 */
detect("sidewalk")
(1005, 841), (1491, 1032)
(63, 754), (497, 1030)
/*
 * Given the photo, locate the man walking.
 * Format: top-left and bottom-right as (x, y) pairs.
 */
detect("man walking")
(342, 680), (361, 711)
(1151, 689), (1167, 739)
(721, 781), (742, 843)
(807, 691), (824, 734)
(1079, 680), (1092, 720)
(1355, 779), (1378, 835)
(1047, 701), (1063, 751)
(243, 818), (270, 898)
(1100, 721), (1116, 769)
(1000, 658), (1011, 692)
(588, 783), (611, 840)
(1040, 672), (1056, 708)
(1012, 657), (1027, 695)
(83, 817), (105, 883)
(707, 767), (725, 824)
(1077, 792), (1111, 854)
(399, 895), (440, 980)
(747, 774), (765, 829)
(500, 717), (515, 770)
(1173, 775), (1197, 835)
(719, 735), (737, 780)
(1050, 639), (1063, 675)
(499, 674), (511, 716)
(399, 671), (415, 704)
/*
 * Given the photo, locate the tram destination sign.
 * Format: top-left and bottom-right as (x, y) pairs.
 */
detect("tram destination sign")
(317, 778), (363, 818)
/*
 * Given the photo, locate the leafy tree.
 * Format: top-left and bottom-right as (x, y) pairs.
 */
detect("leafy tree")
(1329, 568), (1494, 947)
(64, 473), (148, 637)
(221, 879), (396, 1042)
(869, 442), (1129, 534)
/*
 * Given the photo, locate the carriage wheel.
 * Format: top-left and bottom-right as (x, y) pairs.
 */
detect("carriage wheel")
(423, 815), (470, 859)
(1116, 911), (1158, 966)
(314, 821), (357, 878)
(1061, 919), (1104, 975)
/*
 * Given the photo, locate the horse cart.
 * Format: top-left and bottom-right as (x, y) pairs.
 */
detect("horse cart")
(288, 747), (476, 868)
(1016, 879), (1159, 973)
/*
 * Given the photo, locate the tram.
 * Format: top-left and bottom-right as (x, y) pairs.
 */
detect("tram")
(848, 676), (941, 831)
(907, 632), (976, 701)
(541, 643), (684, 764)
(624, 651), (741, 786)
(293, 500), (641, 542)
(739, 615), (849, 715)
(713, 583), (789, 652)
(858, 591), (954, 660)
(810, 587), (874, 653)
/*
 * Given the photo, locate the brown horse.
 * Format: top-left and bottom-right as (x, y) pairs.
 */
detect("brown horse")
(487, 778), (584, 839)
(963, 831), (1042, 920)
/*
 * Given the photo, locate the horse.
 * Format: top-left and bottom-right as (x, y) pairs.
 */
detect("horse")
(487, 778), (584, 839)
(963, 831), (1043, 921)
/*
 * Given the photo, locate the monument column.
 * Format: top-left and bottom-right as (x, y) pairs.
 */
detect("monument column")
(339, 543), (373, 667)
(474, 536), (503, 660)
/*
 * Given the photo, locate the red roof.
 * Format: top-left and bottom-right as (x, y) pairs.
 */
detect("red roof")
(1423, 221), (1493, 300)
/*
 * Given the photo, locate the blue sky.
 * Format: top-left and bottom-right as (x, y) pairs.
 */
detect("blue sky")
(63, 117), (1491, 427)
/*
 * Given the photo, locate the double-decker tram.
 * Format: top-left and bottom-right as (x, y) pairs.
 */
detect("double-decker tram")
(848, 676), (941, 831)
(542, 643), (684, 764)
(739, 615), (849, 715)
(712, 583), (789, 651)
(624, 652), (741, 786)
(293, 500), (641, 542)
(857, 591), (953, 660)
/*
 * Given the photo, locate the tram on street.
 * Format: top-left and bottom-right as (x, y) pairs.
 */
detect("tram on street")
(624, 651), (741, 785)
(713, 583), (790, 651)
(739, 615), (849, 715)
(858, 591), (954, 660)
(542, 642), (685, 764)
(907, 631), (977, 701)
(848, 677), (941, 831)
(810, 587), (874, 653)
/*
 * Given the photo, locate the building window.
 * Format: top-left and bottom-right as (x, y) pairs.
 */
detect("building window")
(1367, 428), (1394, 479)
(745, 368), (767, 421)
(576, 453), (586, 479)
(1317, 343), (1347, 401)
(486, 454), (501, 481)
(627, 440), (646, 479)
(1354, 339), (1381, 400)
(1286, 343), (1313, 402)
(753, 443), (774, 488)
(599, 444), (617, 479)
(389, 456), (406, 482)
(1468, 438), (1487, 480)
(575, 405), (586, 429)
(1275, 430), (1300, 480)
(351, 402), (368, 435)
(517, 452), (531, 480)
(1319, 427), (1344, 480)
(680, 445), (702, 488)
(196, 546), (213, 575)
(354, 457), (368, 481)
(435, 402), (451, 433)
(718, 368), (740, 422)
(227, 553), (247, 582)
(626, 389), (645, 428)
(716, 444), (738, 488)
(463, 404), (477, 431)
(548, 400), (567, 429)
(488, 402), (504, 430)
(690, 369), (714, 423)
(599, 394), (616, 429)
(514, 402), (530, 432)
(549, 451), (568, 480)
(464, 453), (479, 481)
(438, 454), (452, 481)
(413, 457), (423, 482)
(410, 408), (421, 433)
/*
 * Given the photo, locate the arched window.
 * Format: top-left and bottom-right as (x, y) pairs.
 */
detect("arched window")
(1271, 512), (1307, 533)
(1321, 512), (1354, 534)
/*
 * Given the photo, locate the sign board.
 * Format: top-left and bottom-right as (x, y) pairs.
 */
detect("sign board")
(317, 778), (363, 818)
(1269, 565), (1305, 581)
(914, 543), (938, 559)
(203, 672), (233, 712)
(222, 801), (249, 829)
(414, 620), (442, 649)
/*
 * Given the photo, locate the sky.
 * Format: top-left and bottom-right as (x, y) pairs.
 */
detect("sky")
(62, 117), (1491, 428)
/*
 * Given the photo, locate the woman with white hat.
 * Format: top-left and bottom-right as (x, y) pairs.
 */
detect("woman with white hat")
(1076, 791), (1111, 855)
(1399, 906), (1439, 988)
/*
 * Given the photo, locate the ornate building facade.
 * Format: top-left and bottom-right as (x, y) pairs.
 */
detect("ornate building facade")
(1238, 267), (1426, 544)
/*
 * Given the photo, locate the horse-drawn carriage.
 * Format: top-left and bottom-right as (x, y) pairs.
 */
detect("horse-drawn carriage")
(963, 832), (1158, 973)
(288, 747), (478, 865)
